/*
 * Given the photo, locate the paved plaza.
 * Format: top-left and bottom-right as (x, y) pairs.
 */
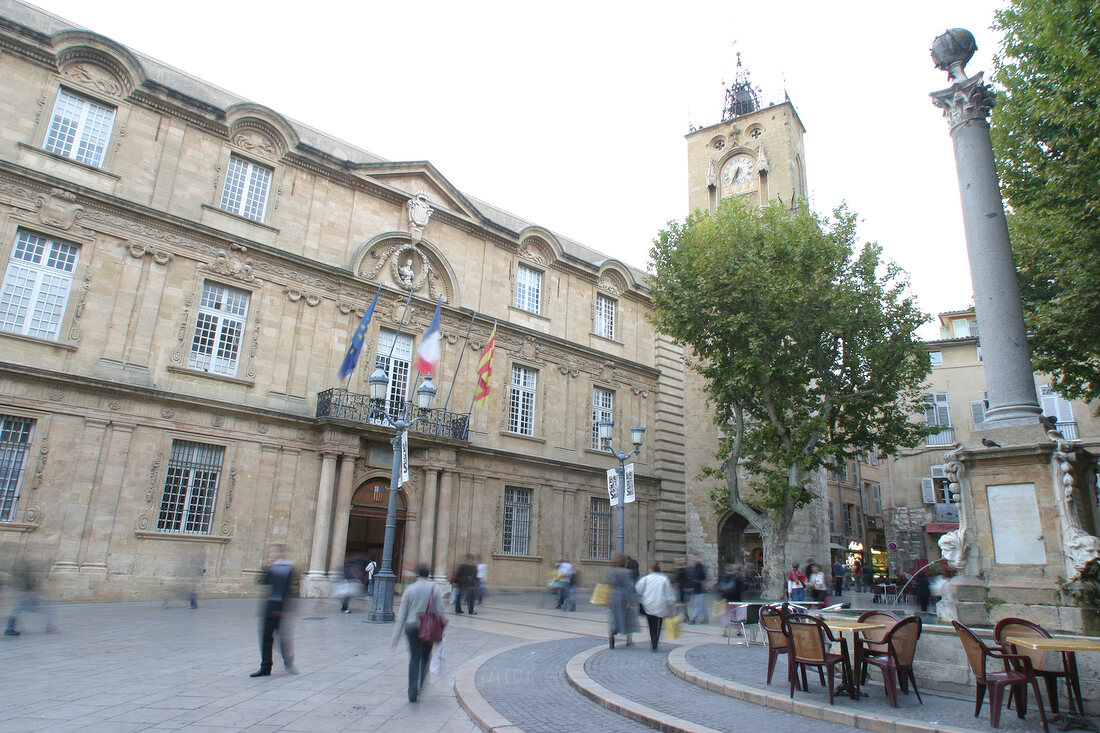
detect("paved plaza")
(0, 589), (1083, 732)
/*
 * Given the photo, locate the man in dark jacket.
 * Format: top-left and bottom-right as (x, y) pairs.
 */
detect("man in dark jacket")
(689, 554), (709, 624)
(453, 555), (477, 615)
(832, 559), (846, 598)
(251, 544), (297, 677)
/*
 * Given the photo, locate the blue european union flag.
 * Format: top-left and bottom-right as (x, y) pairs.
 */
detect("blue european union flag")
(338, 290), (380, 381)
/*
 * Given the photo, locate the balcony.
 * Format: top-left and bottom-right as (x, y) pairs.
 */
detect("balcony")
(316, 388), (470, 441)
(1057, 421), (1079, 440)
(927, 427), (955, 446)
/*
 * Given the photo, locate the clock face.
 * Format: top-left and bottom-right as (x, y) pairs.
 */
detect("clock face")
(721, 154), (756, 196)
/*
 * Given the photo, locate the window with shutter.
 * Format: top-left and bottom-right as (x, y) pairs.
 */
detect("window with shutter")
(871, 483), (882, 516)
(970, 400), (986, 427)
(1039, 385), (1076, 438)
(920, 477), (936, 504)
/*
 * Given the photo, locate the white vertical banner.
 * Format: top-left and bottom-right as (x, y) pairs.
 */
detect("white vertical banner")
(399, 431), (409, 486)
(606, 465), (636, 504)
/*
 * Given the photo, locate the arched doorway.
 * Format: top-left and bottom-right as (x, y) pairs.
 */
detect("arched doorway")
(346, 480), (407, 576)
(718, 512), (763, 571)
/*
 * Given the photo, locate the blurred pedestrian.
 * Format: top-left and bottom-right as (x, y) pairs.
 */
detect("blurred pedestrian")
(635, 562), (675, 651)
(862, 562), (873, 594)
(808, 563), (828, 603)
(717, 563), (743, 603)
(250, 544), (296, 677)
(453, 555), (476, 615)
(673, 556), (690, 617)
(605, 554), (636, 648)
(852, 559), (863, 593)
(4, 558), (56, 636)
(476, 555), (488, 606)
(625, 555), (640, 583)
(786, 563), (806, 602)
(688, 554), (709, 624)
(914, 568), (931, 612)
(338, 553), (365, 614)
(392, 564), (445, 702)
(553, 555), (574, 610)
(831, 558), (845, 598)
(364, 556), (377, 597)
(163, 551), (203, 609)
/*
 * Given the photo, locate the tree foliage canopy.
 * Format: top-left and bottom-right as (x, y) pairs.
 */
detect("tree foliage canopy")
(648, 200), (931, 523)
(991, 0), (1100, 403)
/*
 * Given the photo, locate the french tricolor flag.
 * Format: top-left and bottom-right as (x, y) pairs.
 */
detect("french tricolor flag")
(413, 299), (442, 377)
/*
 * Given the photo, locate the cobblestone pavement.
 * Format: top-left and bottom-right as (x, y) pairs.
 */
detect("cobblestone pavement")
(475, 637), (656, 733)
(586, 642), (859, 732)
(685, 643), (1070, 732)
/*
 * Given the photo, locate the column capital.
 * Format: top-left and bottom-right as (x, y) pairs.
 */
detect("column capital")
(930, 72), (996, 131)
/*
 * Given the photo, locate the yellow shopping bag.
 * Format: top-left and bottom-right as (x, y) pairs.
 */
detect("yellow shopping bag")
(589, 582), (611, 606)
(663, 615), (682, 640)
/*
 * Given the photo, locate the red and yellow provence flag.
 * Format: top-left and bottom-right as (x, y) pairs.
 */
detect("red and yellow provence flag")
(473, 324), (497, 407)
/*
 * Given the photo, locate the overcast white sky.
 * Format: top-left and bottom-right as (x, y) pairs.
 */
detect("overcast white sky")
(29, 0), (1006, 338)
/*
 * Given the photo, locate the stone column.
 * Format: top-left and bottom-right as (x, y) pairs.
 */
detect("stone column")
(303, 451), (338, 592)
(930, 29), (1041, 425)
(433, 470), (455, 581)
(326, 455), (357, 577)
(52, 418), (109, 577)
(418, 467), (440, 572)
(80, 422), (136, 574)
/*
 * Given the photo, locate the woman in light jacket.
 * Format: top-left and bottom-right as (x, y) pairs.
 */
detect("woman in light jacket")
(391, 564), (445, 702)
(635, 562), (676, 651)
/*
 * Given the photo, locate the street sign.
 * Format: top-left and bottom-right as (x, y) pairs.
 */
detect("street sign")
(399, 431), (409, 486)
(606, 464), (636, 504)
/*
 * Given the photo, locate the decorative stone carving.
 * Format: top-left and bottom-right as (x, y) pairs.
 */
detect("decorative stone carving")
(1067, 529), (1100, 575)
(36, 189), (84, 230)
(31, 439), (48, 489)
(106, 399), (121, 411)
(199, 244), (257, 283)
(519, 239), (548, 265)
(47, 389), (63, 402)
(930, 72), (996, 130)
(137, 513), (150, 530)
(756, 142), (769, 174)
(558, 364), (579, 378)
(211, 414), (225, 428)
(257, 423), (270, 435)
(68, 268), (92, 342)
(63, 63), (123, 97)
(225, 462), (237, 510)
(232, 131), (277, 157)
(147, 453), (162, 503)
(706, 159), (717, 188)
(160, 407), (175, 419)
(1051, 436), (1100, 574)
(937, 448), (972, 572)
(123, 242), (172, 264)
(597, 276), (620, 296)
(407, 192), (434, 233)
(284, 288), (320, 306)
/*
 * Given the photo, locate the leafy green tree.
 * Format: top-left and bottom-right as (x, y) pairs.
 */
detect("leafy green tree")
(991, 0), (1100, 403)
(648, 200), (931, 599)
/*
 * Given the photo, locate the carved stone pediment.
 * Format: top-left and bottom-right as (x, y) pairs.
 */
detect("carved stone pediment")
(63, 63), (123, 98)
(36, 189), (84, 230)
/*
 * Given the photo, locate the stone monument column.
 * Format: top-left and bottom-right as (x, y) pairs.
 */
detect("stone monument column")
(928, 30), (1100, 632)
(929, 29), (1041, 425)
(302, 451), (338, 596)
(326, 455), (357, 577)
(418, 467), (440, 571)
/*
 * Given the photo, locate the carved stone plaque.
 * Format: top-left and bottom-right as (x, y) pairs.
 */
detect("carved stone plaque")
(986, 483), (1047, 565)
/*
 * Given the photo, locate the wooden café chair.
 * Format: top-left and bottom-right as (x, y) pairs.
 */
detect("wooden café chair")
(994, 617), (1082, 715)
(856, 609), (901, 681)
(785, 613), (853, 705)
(760, 605), (794, 686)
(861, 615), (923, 707)
(953, 620), (1048, 732)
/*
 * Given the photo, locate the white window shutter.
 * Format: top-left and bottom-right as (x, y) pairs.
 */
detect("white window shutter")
(970, 400), (986, 427)
(930, 464), (947, 479)
(920, 477), (936, 504)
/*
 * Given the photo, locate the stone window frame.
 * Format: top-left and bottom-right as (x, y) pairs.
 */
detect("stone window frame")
(187, 279), (252, 378)
(588, 496), (611, 561)
(507, 363), (538, 437)
(591, 385), (614, 450)
(513, 263), (543, 315)
(0, 412), (37, 524)
(217, 152), (274, 223)
(42, 87), (117, 169)
(170, 269), (260, 387)
(29, 76), (131, 175)
(500, 485), (533, 556)
(594, 293), (616, 341)
(153, 435), (233, 537)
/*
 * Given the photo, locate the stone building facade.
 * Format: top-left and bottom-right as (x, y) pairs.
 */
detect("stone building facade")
(0, 1), (690, 600)
(883, 310), (1100, 576)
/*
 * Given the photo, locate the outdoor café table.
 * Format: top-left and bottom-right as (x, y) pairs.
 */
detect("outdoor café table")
(822, 618), (887, 699)
(1004, 635), (1100, 732)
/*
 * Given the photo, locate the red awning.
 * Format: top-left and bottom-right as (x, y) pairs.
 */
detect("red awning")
(924, 522), (959, 533)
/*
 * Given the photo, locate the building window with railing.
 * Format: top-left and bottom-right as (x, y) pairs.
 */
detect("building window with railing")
(509, 365), (537, 436)
(589, 497), (611, 560)
(595, 294), (615, 340)
(156, 440), (225, 534)
(591, 387), (613, 449)
(501, 486), (532, 555)
(0, 414), (34, 522)
(375, 330), (413, 415)
(924, 392), (954, 445)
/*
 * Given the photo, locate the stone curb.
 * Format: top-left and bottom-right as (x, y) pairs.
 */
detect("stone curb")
(565, 642), (724, 733)
(453, 639), (533, 733)
(665, 645), (977, 733)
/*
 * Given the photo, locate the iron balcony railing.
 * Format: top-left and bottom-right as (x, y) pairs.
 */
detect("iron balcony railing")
(1057, 421), (1079, 440)
(927, 427), (955, 446)
(316, 389), (470, 441)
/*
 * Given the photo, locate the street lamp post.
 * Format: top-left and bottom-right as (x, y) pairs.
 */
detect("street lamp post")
(598, 420), (646, 557)
(367, 369), (437, 623)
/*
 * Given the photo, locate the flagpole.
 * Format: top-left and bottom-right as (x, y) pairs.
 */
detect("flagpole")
(435, 310), (477, 435)
(337, 287), (381, 419)
(463, 319), (498, 439)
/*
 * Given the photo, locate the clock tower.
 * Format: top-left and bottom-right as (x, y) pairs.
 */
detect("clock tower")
(686, 55), (808, 214)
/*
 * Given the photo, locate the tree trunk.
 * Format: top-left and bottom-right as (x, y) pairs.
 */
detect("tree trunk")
(760, 513), (795, 601)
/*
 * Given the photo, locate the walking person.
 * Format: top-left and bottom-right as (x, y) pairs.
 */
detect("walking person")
(476, 555), (488, 606)
(862, 562), (874, 596)
(392, 564), (446, 702)
(338, 554), (364, 614)
(635, 562), (676, 651)
(605, 554), (636, 648)
(808, 563), (828, 604)
(251, 544), (296, 677)
(553, 555), (574, 609)
(831, 558), (845, 598)
(914, 568), (931, 612)
(689, 554), (709, 624)
(364, 556), (377, 597)
(453, 555), (477, 615)
(4, 559), (56, 636)
(786, 563), (806, 602)
(673, 556), (690, 618)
